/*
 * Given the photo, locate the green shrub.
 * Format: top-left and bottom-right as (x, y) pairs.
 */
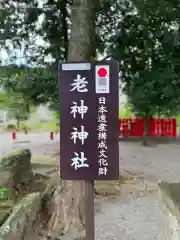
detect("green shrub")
(176, 114), (180, 127)
(6, 124), (17, 131)
(0, 188), (8, 200)
(19, 122), (31, 132)
(28, 119), (42, 130)
(119, 104), (132, 118)
(40, 119), (59, 132)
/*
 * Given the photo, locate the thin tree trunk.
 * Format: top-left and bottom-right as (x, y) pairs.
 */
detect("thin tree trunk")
(142, 113), (149, 146)
(60, 0), (69, 60)
(44, 0), (97, 237)
(16, 117), (20, 130)
(157, 106), (161, 118)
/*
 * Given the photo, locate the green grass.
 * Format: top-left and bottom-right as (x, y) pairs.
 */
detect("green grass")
(176, 114), (180, 126)
(39, 119), (59, 132)
(26, 117), (59, 132)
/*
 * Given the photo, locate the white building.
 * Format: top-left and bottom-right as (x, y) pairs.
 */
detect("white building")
(0, 110), (8, 124)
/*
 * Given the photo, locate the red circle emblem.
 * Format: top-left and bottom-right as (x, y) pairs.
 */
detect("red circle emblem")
(97, 68), (107, 77)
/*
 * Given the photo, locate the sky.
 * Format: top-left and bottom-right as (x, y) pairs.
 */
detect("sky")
(0, 49), (8, 63)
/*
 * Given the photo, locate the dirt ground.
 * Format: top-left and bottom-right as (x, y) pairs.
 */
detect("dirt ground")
(31, 136), (180, 186)
(34, 137), (180, 183)
(26, 137), (180, 239)
(119, 137), (180, 182)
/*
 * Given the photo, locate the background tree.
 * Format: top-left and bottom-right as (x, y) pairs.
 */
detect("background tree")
(0, 91), (8, 109)
(108, 0), (180, 143)
(0, 0), (120, 110)
(2, 0), (180, 117)
(41, 0), (98, 237)
(0, 89), (33, 128)
(6, 92), (31, 129)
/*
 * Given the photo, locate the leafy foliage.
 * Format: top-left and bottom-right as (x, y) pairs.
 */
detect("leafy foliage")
(8, 93), (30, 122)
(0, 89), (32, 128)
(1, 0), (180, 117)
(0, 91), (9, 108)
(0, 0), (121, 109)
(109, 0), (180, 116)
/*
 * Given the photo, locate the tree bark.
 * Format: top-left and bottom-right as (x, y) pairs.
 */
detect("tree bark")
(43, 0), (97, 237)
(68, 0), (96, 61)
(142, 115), (148, 146)
(142, 113), (152, 146)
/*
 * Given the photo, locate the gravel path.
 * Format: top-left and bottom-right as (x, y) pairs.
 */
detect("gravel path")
(1, 134), (178, 239)
(0, 132), (59, 157)
(95, 139), (180, 239)
(119, 140), (180, 182)
(31, 139), (178, 239)
(95, 195), (172, 240)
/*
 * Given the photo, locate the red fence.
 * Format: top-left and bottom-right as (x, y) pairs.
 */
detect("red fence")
(118, 118), (176, 137)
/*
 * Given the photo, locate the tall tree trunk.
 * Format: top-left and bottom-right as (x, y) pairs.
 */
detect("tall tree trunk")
(142, 114), (148, 146)
(59, 0), (69, 60)
(43, 0), (97, 238)
(142, 113), (152, 146)
(16, 117), (20, 130)
(68, 0), (96, 61)
(157, 106), (161, 118)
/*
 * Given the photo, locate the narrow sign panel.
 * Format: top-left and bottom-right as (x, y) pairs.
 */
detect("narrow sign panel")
(59, 60), (119, 180)
(95, 65), (110, 93)
(62, 63), (91, 71)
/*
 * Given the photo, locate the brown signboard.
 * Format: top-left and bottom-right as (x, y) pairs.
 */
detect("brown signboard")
(59, 60), (119, 180)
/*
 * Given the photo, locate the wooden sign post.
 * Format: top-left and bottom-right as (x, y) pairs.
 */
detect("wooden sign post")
(59, 60), (119, 239)
(85, 180), (94, 240)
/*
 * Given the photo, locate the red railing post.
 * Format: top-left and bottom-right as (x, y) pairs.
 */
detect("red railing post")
(12, 132), (16, 140)
(50, 132), (54, 140)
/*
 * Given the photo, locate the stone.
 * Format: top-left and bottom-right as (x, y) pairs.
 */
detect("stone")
(158, 181), (180, 240)
(0, 149), (33, 200)
(158, 182), (180, 221)
(0, 192), (41, 240)
(0, 201), (12, 226)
